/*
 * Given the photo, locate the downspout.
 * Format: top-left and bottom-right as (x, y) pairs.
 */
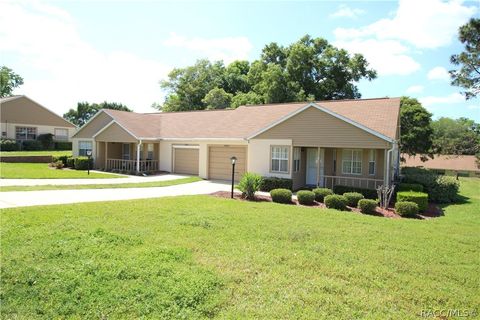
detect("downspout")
(385, 141), (396, 186)
(136, 140), (142, 173)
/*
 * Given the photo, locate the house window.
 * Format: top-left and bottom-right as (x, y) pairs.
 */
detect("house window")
(293, 147), (301, 172)
(122, 143), (130, 160)
(342, 149), (362, 175)
(333, 149), (337, 173)
(1, 131), (6, 138)
(271, 146), (289, 173)
(54, 128), (68, 141)
(147, 144), (154, 160)
(79, 141), (92, 156)
(15, 127), (37, 140)
(369, 149), (376, 175)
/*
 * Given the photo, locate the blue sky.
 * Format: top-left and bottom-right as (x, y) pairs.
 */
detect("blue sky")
(1, 0), (479, 121)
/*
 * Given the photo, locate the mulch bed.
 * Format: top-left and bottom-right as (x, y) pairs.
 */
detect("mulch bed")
(210, 191), (443, 220)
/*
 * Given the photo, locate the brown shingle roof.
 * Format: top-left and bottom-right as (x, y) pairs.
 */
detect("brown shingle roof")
(98, 97), (400, 140)
(402, 154), (480, 172)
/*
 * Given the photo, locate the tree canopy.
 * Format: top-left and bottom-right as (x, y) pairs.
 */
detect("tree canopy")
(450, 18), (480, 99)
(0, 66), (24, 98)
(431, 117), (480, 156)
(63, 101), (131, 127)
(158, 35), (377, 112)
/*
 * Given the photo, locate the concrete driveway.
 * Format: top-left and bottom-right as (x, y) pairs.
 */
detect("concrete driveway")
(0, 180), (232, 208)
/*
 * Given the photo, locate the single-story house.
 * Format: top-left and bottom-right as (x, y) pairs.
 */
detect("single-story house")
(402, 154), (480, 177)
(72, 97), (401, 189)
(0, 95), (76, 142)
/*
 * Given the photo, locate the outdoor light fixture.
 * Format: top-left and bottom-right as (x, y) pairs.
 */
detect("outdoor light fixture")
(230, 156), (237, 198)
(86, 150), (92, 175)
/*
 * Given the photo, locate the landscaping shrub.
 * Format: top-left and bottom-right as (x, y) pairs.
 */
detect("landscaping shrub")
(49, 160), (64, 169)
(312, 188), (333, 203)
(397, 191), (428, 212)
(270, 188), (293, 204)
(402, 167), (459, 203)
(260, 177), (292, 192)
(358, 199), (378, 214)
(36, 134), (54, 150)
(237, 172), (262, 200)
(395, 201), (419, 217)
(324, 195), (347, 211)
(398, 183), (424, 192)
(0, 139), (19, 151)
(297, 190), (315, 205)
(343, 192), (364, 207)
(73, 157), (93, 170)
(54, 141), (72, 150)
(21, 140), (43, 151)
(333, 185), (377, 199)
(66, 157), (75, 168)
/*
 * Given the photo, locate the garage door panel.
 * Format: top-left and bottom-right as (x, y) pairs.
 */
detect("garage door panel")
(174, 148), (199, 175)
(209, 146), (246, 181)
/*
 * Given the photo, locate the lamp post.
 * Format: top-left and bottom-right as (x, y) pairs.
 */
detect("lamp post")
(230, 156), (237, 199)
(86, 150), (92, 175)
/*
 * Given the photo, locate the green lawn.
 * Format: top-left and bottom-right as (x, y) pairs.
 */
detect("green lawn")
(0, 163), (123, 179)
(0, 150), (72, 157)
(1, 177), (202, 191)
(1, 178), (479, 319)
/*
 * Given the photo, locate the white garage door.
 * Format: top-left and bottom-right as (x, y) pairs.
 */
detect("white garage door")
(174, 147), (199, 175)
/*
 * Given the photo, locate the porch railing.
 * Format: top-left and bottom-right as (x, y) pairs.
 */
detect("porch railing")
(320, 175), (384, 190)
(106, 159), (158, 172)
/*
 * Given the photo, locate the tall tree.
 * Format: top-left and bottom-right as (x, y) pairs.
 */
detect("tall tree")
(63, 101), (131, 126)
(431, 117), (480, 155)
(450, 18), (480, 99)
(0, 66), (24, 98)
(400, 97), (434, 161)
(202, 88), (233, 110)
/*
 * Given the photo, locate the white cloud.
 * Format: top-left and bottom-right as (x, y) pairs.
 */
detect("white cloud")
(427, 66), (450, 81)
(163, 32), (253, 64)
(330, 4), (365, 18)
(467, 104), (480, 110)
(0, 0), (171, 114)
(419, 92), (465, 107)
(406, 85), (424, 94)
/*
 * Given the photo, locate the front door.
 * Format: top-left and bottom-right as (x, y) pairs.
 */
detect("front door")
(306, 148), (318, 185)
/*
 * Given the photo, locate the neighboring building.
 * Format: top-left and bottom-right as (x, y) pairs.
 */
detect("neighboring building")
(0, 95), (76, 142)
(72, 97), (401, 189)
(402, 154), (480, 177)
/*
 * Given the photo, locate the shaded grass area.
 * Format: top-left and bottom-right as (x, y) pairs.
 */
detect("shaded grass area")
(0, 177), (203, 192)
(1, 178), (479, 319)
(0, 150), (72, 157)
(0, 163), (123, 179)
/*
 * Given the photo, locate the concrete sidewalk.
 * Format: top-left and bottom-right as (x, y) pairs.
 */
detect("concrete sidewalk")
(0, 180), (231, 208)
(0, 173), (191, 186)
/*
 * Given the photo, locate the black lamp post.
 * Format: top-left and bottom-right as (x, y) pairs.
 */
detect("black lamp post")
(230, 156), (237, 198)
(86, 150), (92, 175)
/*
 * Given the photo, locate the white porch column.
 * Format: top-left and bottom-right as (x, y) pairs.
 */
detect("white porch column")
(104, 142), (108, 169)
(136, 140), (142, 172)
(316, 147), (320, 186)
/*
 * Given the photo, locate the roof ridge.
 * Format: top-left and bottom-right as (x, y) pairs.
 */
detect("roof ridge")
(240, 97), (398, 108)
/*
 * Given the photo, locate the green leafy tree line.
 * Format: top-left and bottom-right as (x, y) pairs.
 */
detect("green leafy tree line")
(157, 35), (377, 112)
(0, 66), (24, 98)
(63, 101), (131, 127)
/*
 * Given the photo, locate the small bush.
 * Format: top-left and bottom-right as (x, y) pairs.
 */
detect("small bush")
(54, 141), (72, 150)
(66, 157), (75, 168)
(429, 176), (460, 203)
(324, 195), (347, 211)
(343, 192), (364, 207)
(398, 183), (424, 192)
(21, 140), (43, 151)
(312, 188), (333, 203)
(333, 185), (377, 199)
(49, 160), (64, 169)
(37, 133), (54, 150)
(297, 190), (315, 205)
(358, 199), (378, 214)
(0, 139), (19, 151)
(270, 188), (292, 204)
(237, 172), (262, 200)
(74, 157), (93, 170)
(397, 191), (428, 212)
(395, 201), (419, 217)
(260, 177), (292, 192)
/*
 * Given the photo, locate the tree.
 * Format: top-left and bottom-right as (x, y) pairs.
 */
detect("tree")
(63, 101), (131, 126)
(202, 88), (233, 109)
(231, 91), (264, 108)
(400, 97), (434, 161)
(450, 18), (480, 99)
(431, 117), (480, 155)
(0, 66), (24, 98)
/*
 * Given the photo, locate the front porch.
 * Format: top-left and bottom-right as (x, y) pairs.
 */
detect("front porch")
(95, 141), (160, 173)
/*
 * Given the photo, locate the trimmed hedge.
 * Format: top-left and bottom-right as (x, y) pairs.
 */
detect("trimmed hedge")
(333, 185), (377, 199)
(358, 199), (377, 214)
(270, 188), (292, 204)
(37, 134), (54, 150)
(297, 190), (315, 205)
(73, 157), (93, 170)
(0, 139), (19, 151)
(312, 188), (333, 203)
(66, 157), (75, 168)
(237, 172), (262, 200)
(402, 167), (459, 203)
(53, 155), (71, 166)
(324, 195), (347, 211)
(395, 201), (419, 217)
(397, 191), (428, 212)
(54, 141), (72, 150)
(260, 177), (292, 192)
(398, 183), (423, 192)
(343, 192), (364, 207)
(21, 140), (43, 151)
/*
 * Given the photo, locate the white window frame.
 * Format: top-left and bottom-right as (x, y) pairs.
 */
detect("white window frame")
(293, 147), (301, 172)
(15, 126), (37, 140)
(368, 149), (376, 176)
(342, 149), (362, 175)
(54, 128), (69, 141)
(270, 146), (289, 173)
(78, 141), (92, 157)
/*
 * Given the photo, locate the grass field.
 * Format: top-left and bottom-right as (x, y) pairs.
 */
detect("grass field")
(0, 177), (202, 191)
(0, 163), (123, 179)
(1, 178), (478, 319)
(0, 150), (72, 157)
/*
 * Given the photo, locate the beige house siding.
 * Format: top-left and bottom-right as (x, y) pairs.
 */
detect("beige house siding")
(1, 122), (76, 141)
(74, 112), (113, 138)
(256, 107), (391, 149)
(247, 139), (292, 179)
(94, 122), (137, 143)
